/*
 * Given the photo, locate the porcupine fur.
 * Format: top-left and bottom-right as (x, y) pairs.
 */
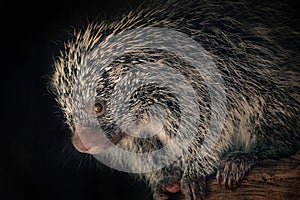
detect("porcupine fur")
(51, 0), (300, 199)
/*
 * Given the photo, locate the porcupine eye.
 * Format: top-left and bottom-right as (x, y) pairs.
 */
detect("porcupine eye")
(94, 100), (106, 116)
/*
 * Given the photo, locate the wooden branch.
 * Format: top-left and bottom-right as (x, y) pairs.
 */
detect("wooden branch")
(205, 151), (300, 199)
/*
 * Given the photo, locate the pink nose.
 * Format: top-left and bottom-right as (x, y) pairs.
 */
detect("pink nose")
(72, 123), (113, 154)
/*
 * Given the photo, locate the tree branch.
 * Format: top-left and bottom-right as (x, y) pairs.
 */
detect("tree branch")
(205, 151), (300, 199)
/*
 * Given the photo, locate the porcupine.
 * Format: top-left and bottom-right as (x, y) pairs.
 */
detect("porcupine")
(50, 0), (300, 199)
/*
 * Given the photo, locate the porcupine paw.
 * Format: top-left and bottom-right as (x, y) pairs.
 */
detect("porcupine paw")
(153, 176), (205, 200)
(153, 182), (182, 200)
(180, 174), (206, 200)
(152, 165), (185, 200)
(216, 152), (258, 190)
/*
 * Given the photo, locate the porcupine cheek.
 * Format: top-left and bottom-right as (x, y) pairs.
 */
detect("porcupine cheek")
(72, 123), (113, 154)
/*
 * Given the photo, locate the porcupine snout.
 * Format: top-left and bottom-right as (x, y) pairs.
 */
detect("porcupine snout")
(72, 99), (113, 154)
(72, 123), (112, 154)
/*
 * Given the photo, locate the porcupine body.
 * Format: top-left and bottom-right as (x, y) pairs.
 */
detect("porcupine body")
(51, 0), (300, 199)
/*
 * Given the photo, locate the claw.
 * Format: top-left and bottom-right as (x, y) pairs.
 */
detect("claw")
(165, 182), (181, 193)
(217, 152), (258, 190)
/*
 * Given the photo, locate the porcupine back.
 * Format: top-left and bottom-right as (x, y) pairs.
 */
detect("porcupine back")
(51, 0), (300, 198)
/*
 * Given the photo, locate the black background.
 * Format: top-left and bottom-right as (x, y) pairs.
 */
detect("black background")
(1, 1), (299, 200)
